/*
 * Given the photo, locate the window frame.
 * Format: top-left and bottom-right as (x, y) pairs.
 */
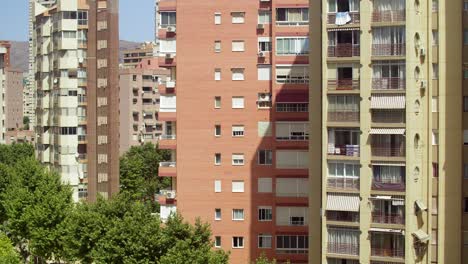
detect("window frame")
(258, 206), (273, 221)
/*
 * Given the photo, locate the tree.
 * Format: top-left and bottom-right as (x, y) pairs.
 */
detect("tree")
(253, 252), (278, 264)
(0, 233), (21, 264)
(120, 143), (171, 204)
(1, 158), (72, 262)
(23, 116), (30, 130)
(0, 143), (34, 166)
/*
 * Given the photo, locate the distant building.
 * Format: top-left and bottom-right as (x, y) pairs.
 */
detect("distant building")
(22, 73), (35, 130)
(0, 41), (25, 144)
(122, 42), (159, 68)
(5, 129), (35, 145)
(119, 58), (169, 154)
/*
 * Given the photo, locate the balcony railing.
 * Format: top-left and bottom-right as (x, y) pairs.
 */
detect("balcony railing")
(328, 79), (360, 90)
(372, 10), (406, 23)
(371, 146), (405, 157)
(372, 78), (405, 90)
(327, 242), (359, 256)
(371, 247), (405, 258)
(327, 12), (360, 25)
(327, 177), (360, 190)
(328, 44), (360, 57)
(371, 110), (405, 124)
(78, 135), (86, 142)
(372, 213), (405, 225)
(77, 154), (87, 160)
(328, 111), (360, 122)
(372, 44), (406, 56)
(372, 180), (405, 191)
(326, 211), (359, 222)
(328, 144), (360, 157)
(160, 135), (176, 140)
(159, 162), (176, 167)
(276, 103), (309, 113)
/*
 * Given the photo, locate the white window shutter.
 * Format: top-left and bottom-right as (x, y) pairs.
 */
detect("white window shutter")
(258, 65), (272, 81)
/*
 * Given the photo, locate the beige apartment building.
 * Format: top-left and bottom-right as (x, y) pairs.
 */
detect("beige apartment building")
(0, 41), (25, 143)
(309, 0), (465, 263)
(122, 42), (158, 68)
(32, 0), (119, 201)
(156, 0), (310, 263)
(119, 58), (169, 154)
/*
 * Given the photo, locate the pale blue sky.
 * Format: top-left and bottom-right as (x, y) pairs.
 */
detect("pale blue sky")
(0, 0), (154, 42)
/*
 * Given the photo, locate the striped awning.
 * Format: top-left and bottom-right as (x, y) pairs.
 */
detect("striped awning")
(370, 128), (405, 135)
(327, 27), (360, 32)
(326, 193), (360, 212)
(370, 95), (405, 109)
(413, 230), (430, 243)
(370, 228), (404, 234)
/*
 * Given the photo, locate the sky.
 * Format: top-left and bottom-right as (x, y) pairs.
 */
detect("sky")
(0, 0), (154, 42)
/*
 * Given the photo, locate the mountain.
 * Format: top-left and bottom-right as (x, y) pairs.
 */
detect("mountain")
(8, 40), (141, 73)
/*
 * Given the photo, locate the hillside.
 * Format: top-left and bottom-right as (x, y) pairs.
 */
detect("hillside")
(8, 40), (141, 72)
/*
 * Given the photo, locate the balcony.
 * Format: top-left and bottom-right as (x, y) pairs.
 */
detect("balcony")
(371, 110), (405, 124)
(327, 243), (359, 256)
(328, 111), (360, 123)
(328, 44), (360, 58)
(372, 44), (405, 57)
(372, 213), (405, 225)
(327, 79), (359, 91)
(371, 247), (404, 259)
(372, 78), (405, 90)
(158, 189), (176, 205)
(328, 145), (359, 157)
(159, 161), (177, 177)
(372, 10), (406, 23)
(327, 177), (359, 191)
(371, 146), (405, 158)
(372, 179), (405, 192)
(371, 133), (405, 158)
(327, 12), (360, 25)
(158, 135), (176, 150)
(326, 211), (359, 223)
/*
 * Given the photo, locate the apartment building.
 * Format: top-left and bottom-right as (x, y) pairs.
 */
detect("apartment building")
(33, 0), (119, 202)
(122, 42), (158, 68)
(23, 73), (36, 130)
(156, 0), (310, 263)
(119, 58), (169, 154)
(309, 0), (464, 263)
(0, 41), (25, 143)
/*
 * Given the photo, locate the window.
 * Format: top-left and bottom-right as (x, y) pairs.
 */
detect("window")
(258, 150), (273, 165)
(328, 162), (360, 186)
(61, 11), (77, 19)
(432, 130), (439, 145)
(432, 0), (438, 12)
(232, 97), (245, 108)
(215, 236), (221, 247)
(464, 130), (468, 145)
(258, 37), (272, 52)
(232, 209), (245, 220)
(258, 178), (273, 193)
(215, 125), (221, 136)
(276, 235), (309, 254)
(160, 12), (176, 27)
(276, 8), (309, 25)
(232, 41), (245, 52)
(77, 10), (88, 26)
(432, 30), (439, 46)
(464, 97), (468, 112)
(215, 96), (221, 108)
(432, 97), (438, 112)
(276, 178), (309, 197)
(258, 11), (271, 24)
(276, 122), (309, 140)
(258, 234), (272, 248)
(276, 207), (308, 226)
(432, 64), (439, 79)
(215, 69), (221, 80)
(232, 181), (245, 193)
(232, 154), (245, 165)
(258, 206), (273, 221)
(258, 65), (272, 81)
(465, 1), (468, 11)
(464, 164), (468, 179)
(258, 122), (273, 137)
(231, 68), (245, 81)
(215, 208), (222, 220)
(214, 180), (221, 193)
(276, 65), (309, 84)
(232, 237), (244, 248)
(231, 12), (245, 24)
(464, 30), (468, 45)
(232, 125), (245, 137)
(257, 93), (272, 108)
(215, 41), (221, 52)
(160, 39), (176, 53)
(214, 13), (221, 24)
(215, 153), (221, 165)
(276, 150), (309, 169)
(276, 37), (309, 55)
(464, 197), (468, 213)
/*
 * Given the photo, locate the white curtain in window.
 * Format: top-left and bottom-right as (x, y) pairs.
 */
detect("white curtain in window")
(373, 27), (406, 45)
(328, 228), (359, 246)
(375, 166), (403, 183)
(374, 0), (405, 11)
(232, 97), (244, 108)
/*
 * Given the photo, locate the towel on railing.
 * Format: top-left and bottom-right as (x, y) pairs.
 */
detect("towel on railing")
(335, 12), (352, 26)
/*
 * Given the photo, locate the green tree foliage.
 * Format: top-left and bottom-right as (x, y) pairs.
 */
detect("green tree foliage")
(23, 116), (30, 130)
(253, 252), (278, 264)
(0, 143), (34, 165)
(119, 143), (171, 203)
(0, 233), (21, 264)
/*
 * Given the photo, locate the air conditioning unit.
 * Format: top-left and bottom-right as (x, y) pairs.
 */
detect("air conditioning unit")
(165, 53), (174, 59)
(258, 93), (271, 102)
(258, 51), (265, 57)
(166, 191), (176, 199)
(420, 47), (426, 56)
(166, 81), (176, 88)
(167, 26), (176, 33)
(420, 80), (427, 90)
(257, 24), (264, 29)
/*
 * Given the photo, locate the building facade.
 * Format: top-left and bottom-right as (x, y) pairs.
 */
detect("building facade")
(156, 0), (310, 263)
(33, 0), (119, 202)
(309, 0), (464, 263)
(0, 41), (25, 144)
(122, 42), (158, 68)
(119, 58), (169, 154)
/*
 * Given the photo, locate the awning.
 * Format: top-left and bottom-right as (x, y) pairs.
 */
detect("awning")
(327, 27), (360, 32)
(276, 92), (308, 103)
(413, 230), (430, 243)
(371, 162), (406, 167)
(370, 228), (404, 234)
(326, 193), (360, 212)
(370, 128), (405, 135)
(370, 95), (405, 109)
(415, 200), (428, 212)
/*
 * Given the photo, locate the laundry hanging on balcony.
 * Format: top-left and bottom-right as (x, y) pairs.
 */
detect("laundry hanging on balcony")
(335, 12), (352, 25)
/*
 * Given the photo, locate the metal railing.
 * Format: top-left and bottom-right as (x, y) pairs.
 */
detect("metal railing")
(327, 242), (359, 255)
(328, 145), (360, 157)
(276, 103), (309, 112)
(372, 10), (406, 23)
(372, 44), (406, 56)
(372, 213), (405, 225)
(327, 79), (360, 90)
(371, 110), (406, 124)
(372, 77), (405, 90)
(328, 111), (360, 122)
(328, 44), (360, 57)
(371, 146), (405, 157)
(327, 177), (360, 190)
(371, 247), (405, 258)
(326, 211), (360, 222)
